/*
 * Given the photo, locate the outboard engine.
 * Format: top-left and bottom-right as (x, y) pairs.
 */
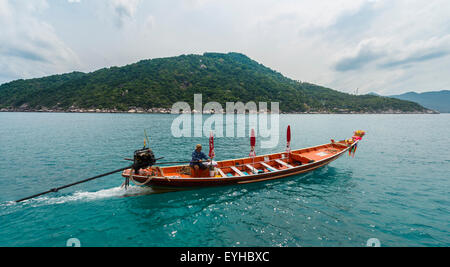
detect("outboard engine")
(133, 148), (156, 173)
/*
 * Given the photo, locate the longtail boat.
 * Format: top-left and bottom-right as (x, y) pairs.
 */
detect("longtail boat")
(14, 128), (365, 203)
(121, 129), (366, 189)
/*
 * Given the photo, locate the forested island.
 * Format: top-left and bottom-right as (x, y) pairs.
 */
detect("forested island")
(0, 52), (434, 114)
(389, 91), (449, 113)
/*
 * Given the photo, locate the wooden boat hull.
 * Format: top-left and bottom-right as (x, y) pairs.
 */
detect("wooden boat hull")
(122, 140), (357, 188)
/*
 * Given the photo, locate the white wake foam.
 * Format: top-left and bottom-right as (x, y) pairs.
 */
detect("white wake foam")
(27, 186), (157, 206)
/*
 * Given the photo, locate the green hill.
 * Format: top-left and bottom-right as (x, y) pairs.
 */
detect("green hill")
(0, 52), (430, 113)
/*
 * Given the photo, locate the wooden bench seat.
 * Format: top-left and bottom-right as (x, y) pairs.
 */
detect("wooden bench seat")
(260, 162), (278, 172)
(275, 159), (294, 169)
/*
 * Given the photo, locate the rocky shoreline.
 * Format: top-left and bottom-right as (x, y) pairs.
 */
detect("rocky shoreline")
(0, 106), (439, 114)
(0, 107), (173, 114)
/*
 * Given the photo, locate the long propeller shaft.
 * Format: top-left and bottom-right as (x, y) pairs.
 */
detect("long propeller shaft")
(15, 165), (133, 203)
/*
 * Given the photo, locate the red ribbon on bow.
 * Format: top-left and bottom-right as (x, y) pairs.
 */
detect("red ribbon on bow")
(209, 132), (215, 159)
(249, 129), (256, 158)
(286, 125), (291, 153)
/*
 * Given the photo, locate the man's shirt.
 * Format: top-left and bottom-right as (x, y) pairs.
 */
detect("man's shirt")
(191, 150), (208, 162)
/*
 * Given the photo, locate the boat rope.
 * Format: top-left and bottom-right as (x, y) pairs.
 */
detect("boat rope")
(129, 174), (154, 186)
(121, 168), (155, 188)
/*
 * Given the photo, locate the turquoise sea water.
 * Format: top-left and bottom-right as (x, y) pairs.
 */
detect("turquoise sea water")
(0, 113), (449, 247)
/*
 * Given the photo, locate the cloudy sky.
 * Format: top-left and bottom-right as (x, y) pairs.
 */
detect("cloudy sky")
(1, 0), (449, 95)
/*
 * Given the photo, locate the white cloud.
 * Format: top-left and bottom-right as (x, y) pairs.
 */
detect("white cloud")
(325, 0), (450, 94)
(0, 0), (80, 81)
(110, 0), (141, 28)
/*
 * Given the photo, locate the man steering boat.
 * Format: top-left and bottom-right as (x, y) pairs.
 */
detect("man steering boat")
(190, 144), (211, 177)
